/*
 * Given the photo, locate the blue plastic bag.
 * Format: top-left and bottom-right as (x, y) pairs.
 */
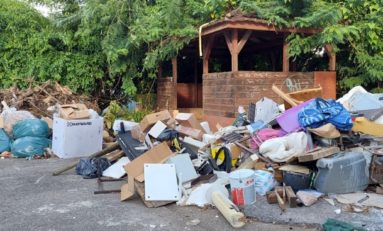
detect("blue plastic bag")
(0, 129), (11, 152)
(12, 119), (49, 139)
(298, 98), (353, 131)
(11, 136), (51, 158)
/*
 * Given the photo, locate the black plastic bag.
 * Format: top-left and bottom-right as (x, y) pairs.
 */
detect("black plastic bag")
(75, 158), (111, 179)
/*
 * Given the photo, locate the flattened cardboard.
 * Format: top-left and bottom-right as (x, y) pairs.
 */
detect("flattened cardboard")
(122, 142), (174, 200)
(175, 113), (204, 131)
(226, 143), (242, 159)
(139, 110), (171, 132)
(59, 104), (90, 120)
(279, 164), (311, 175)
(176, 125), (203, 141)
(120, 175), (135, 201)
(123, 142), (174, 182)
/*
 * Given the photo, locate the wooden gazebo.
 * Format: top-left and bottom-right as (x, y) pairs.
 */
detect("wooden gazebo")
(157, 15), (336, 126)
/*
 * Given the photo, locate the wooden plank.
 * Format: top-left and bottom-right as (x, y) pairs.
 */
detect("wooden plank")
(223, 31), (233, 54)
(266, 187), (284, 204)
(201, 20), (321, 37)
(275, 187), (286, 212)
(298, 146), (340, 162)
(203, 35), (215, 74)
(237, 30), (252, 53)
(231, 29), (239, 71)
(271, 84), (297, 107)
(282, 39), (289, 72)
(285, 186), (298, 208)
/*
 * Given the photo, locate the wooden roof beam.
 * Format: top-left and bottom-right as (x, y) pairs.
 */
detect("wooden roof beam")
(202, 21), (321, 37)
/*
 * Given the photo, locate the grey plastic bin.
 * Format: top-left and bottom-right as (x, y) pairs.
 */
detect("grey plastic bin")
(314, 152), (369, 194)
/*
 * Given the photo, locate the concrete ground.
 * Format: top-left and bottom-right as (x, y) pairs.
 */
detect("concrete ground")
(0, 158), (380, 231)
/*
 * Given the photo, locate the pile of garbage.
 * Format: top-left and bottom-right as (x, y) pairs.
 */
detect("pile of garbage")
(4, 81), (383, 229)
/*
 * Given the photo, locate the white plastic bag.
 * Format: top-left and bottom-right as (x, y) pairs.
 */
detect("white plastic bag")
(253, 170), (276, 196)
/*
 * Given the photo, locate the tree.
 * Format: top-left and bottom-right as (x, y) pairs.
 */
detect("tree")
(240, 0), (383, 92)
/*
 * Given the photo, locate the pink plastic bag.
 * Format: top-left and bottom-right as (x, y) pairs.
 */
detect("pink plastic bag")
(250, 128), (286, 150)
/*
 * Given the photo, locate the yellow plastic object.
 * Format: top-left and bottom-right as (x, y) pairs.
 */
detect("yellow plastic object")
(352, 117), (383, 137)
(211, 146), (237, 167)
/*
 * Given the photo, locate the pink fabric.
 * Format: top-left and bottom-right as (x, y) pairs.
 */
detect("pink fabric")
(250, 128), (287, 150)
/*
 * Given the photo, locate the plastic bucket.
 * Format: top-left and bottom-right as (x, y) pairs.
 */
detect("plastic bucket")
(229, 169), (256, 206)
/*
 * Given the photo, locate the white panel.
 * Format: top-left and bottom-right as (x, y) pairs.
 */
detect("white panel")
(144, 164), (180, 201)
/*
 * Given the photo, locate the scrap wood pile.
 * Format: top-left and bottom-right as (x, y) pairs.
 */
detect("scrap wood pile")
(0, 80), (99, 117)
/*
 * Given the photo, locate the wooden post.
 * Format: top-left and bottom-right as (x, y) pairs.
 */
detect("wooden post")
(172, 57), (178, 109)
(203, 35), (215, 74)
(282, 37), (289, 73)
(325, 44), (336, 71)
(231, 29), (238, 71)
(224, 30), (252, 72)
(194, 54), (198, 107)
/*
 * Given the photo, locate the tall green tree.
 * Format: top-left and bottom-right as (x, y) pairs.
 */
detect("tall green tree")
(240, 0), (383, 92)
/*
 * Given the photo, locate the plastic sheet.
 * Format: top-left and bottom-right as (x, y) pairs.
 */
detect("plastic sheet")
(1, 110), (35, 135)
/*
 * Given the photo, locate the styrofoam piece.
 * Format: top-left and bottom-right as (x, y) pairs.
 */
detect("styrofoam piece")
(184, 137), (206, 149)
(186, 183), (212, 207)
(144, 164), (180, 201)
(203, 134), (216, 144)
(148, 121), (167, 138)
(168, 154), (198, 184)
(102, 157), (130, 179)
(200, 121), (212, 134)
(112, 120), (138, 132)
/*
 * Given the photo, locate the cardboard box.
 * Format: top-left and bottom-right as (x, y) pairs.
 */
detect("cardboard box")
(131, 125), (146, 142)
(176, 125), (203, 141)
(52, 115), (103, 159)
(121, 142), (174, 201)
(139, 110), (171, 132)
(59, 104), (90, 120)
(175, 113), (204, 131)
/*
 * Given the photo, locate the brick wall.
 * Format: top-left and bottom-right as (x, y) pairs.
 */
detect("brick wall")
(203, 71), (315, 118)
(157, 77), (177, 110)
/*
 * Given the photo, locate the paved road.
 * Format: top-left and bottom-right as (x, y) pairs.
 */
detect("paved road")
(0, 158), (321, 231)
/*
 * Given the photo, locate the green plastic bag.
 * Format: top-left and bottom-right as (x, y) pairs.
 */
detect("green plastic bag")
(11, 136), (51, 158)
(0, 128), (11, 152)
(12, 119), (49, 139)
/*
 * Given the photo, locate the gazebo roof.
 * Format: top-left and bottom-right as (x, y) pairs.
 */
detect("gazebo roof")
(201, 15), (321, 36)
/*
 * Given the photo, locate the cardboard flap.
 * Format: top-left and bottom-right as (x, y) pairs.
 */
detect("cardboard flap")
(123, 142), (174, 182)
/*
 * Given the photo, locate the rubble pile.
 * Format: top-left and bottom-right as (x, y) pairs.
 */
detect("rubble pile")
(0, 81), (99, 117)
